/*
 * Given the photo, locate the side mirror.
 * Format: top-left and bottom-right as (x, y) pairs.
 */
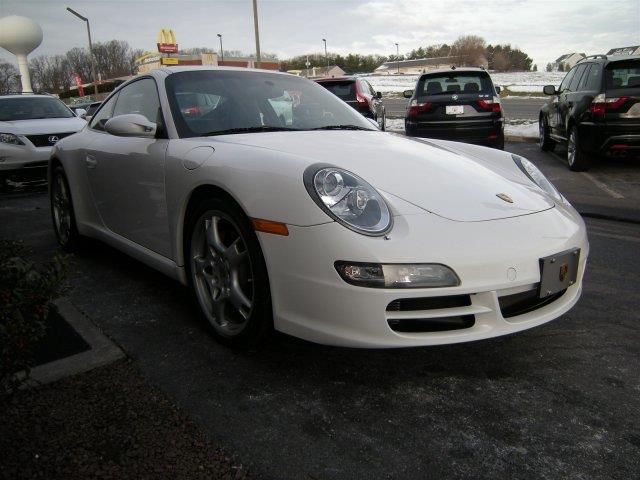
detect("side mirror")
(105, 114), (157, 138)
(494, 86), (501, 94)
(543, 85), (557, 95)
(403, 89), (414, 98)
(376, 91), (382, 99)
(75, 108), (87, 119)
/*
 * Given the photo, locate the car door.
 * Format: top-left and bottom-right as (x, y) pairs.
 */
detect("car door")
(85, 77), (172, 257)
(558, 64), (588, 137)
(365, 80), (382, 119)
(549, 67), (576, 136)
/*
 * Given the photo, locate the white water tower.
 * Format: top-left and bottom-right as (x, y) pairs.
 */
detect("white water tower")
(0, 16), (43, 93)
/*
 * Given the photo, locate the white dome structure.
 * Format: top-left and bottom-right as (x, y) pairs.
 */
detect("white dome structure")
(0, 16), (44, 93)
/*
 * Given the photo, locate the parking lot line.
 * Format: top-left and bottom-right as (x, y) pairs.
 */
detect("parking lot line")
(550, 152), (625, 199)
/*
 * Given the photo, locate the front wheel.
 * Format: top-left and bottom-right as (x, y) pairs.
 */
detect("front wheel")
(186, 198), (273, 348)
(567, 127), (590, 171)
(379, 108), (386, 131)
(539, 116), (555, 152)
(50, 166), (81, 251)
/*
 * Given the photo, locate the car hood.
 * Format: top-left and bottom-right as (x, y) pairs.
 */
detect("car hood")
(0, 117), (86, 135)
(209, 130), (554, 222)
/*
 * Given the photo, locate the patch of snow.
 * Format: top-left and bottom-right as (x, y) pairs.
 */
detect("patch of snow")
(504, 122), (538, 138)
(385, 118), (405, 132)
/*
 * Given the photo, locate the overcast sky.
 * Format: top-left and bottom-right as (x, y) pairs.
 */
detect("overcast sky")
(1, 0), (639, 69)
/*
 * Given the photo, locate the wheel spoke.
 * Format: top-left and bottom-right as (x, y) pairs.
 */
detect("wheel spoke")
(224, 238), (246, 267)
(206, 216), (226, 255)
(229, 281), (252, 310)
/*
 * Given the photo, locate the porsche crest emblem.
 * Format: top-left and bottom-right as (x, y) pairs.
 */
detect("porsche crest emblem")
(559, 263), (569, 282)
(496, 193), (513, 203)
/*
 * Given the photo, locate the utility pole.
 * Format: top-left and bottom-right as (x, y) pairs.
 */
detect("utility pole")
(395, 43), (400, 74)
(217, 33), (223, 63)
(252, 0), (261, 68)
(66, 7), (98, 95)
(322, 38), (328, 71)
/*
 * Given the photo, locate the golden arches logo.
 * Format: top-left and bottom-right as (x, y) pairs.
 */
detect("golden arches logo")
(157, 29), (178, 53)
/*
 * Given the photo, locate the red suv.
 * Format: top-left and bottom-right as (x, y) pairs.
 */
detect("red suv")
(315, 77), (386, 130)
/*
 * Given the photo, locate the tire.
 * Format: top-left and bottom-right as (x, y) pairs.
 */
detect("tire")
(379, 108), (386, 131)
(539, 116), (555, 152)
(185, 197), (273, 348)
(567, 126), (590, 172)
(50, 166), (82, 251)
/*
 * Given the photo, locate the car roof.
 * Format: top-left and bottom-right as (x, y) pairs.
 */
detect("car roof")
(420, 67), (488, 77)
(0, 93), (56, 100)
(314, 76), (356, 82)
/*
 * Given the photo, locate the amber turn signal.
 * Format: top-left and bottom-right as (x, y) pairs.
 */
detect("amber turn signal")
(251, 218), (289, 236)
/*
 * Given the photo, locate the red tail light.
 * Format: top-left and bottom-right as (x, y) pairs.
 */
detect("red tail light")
(356, 93), (368, 106)
(408, 102), (434, 118)
(589, 94), (629, 116)
(476, 97), (501, 113)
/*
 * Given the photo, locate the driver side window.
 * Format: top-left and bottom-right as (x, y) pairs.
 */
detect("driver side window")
(113, 78), (161, 124)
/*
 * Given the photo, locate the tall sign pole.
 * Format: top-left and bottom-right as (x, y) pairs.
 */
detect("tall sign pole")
(252, 0), (261, 68)
(66, 8), (98, 95)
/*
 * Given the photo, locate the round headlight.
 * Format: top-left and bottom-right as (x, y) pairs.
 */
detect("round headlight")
(305, 165), (392, 236)
(512, 154), (563, 204)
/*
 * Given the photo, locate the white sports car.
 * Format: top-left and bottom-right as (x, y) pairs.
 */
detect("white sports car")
(49, 67), (588, 348)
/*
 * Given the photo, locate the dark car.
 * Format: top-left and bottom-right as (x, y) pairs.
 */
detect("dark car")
(84, 101), (102, 118)
(403, 67), (504, 149)
(315, 77), (386, 130)
(539, 55), (640, 171)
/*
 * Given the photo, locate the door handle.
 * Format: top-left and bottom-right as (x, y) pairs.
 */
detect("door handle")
(85, 156), (98, 169)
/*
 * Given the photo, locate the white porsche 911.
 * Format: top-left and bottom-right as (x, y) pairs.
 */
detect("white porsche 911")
(49, 67), (588, 348)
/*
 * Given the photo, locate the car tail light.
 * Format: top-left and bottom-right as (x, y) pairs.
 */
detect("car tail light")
(356, 93), (368, 106)
(590, 94), (629, 116)
(476, 96), (501, 113)
(610, 144), (628, 150)
(407, 101), (434, 118)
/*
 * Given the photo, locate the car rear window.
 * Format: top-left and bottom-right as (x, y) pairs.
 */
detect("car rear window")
(317, 81), (356, 101)
(416, 72), (493, 97)
(605, 60), (640, 90)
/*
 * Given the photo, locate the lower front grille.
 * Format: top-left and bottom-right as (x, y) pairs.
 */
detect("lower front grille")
(388, 315), (475, 333)
(26, 131), (74, 147)
(386, 295), (471, 312)
(499, 288), (566, 318)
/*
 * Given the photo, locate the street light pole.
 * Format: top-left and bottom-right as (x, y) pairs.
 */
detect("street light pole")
(252, 0), (261, 68)
(322, 38), (328, 71)
(395, 43), (399, 74)
(66, 7), (98, 96)
(217, 34), (223, 63)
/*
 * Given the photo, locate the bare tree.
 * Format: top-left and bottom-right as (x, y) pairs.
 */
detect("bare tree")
(451, 35), (486, 67)
(0, 62), (20, 94)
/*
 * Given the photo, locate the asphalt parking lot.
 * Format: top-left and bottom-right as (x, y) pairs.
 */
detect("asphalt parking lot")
(1, 142), (639, 479)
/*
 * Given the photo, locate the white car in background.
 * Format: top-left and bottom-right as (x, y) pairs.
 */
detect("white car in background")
(49, 67), (588, 349)
(0, 94), (86, 174)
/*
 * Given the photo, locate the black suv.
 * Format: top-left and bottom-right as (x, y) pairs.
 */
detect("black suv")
(539, 54), (640, 171)
(403, 67), (504, 149)
(315, 77), (386, 130)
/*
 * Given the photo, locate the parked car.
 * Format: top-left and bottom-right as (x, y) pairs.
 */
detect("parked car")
(539, 54), (640, 171)
(403, 67), (504, 149)
(0, 94), (86, 175)
(50, 67), (587, 348)
(315, 76), (386, 130)
(83, 101), (102, 119)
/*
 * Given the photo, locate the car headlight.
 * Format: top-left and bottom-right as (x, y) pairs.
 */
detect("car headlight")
(0, 133), (24, 145)
(335, 262), (460, 288)
(512, 154), (563, 203)
(304, 165), (392, 236)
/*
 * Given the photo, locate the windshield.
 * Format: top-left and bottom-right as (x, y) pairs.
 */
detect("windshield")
(605, 60), (640, 90)
(0, 97), (75, 121)
(165, 70), (375, 137)
(416, 72), (493, 97)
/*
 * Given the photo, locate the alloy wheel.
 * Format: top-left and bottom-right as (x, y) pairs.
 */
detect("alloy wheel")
(190, 212), (254, 336)
(539, 119), (546, 148)
(52, 174), (72, 245)
(568, 130), (576, 166)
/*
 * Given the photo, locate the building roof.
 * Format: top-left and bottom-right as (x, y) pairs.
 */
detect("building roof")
(376, 56), (457, 70)
(606, 46), (640, 56)
(299, 65), (343, 77)
(554, 52), (585, 63)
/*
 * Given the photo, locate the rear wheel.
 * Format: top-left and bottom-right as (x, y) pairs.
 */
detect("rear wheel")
(567, 127), (590, 171)
(186, 198), (272, 348)
(379, 108), (386, 131)
(50, 166), (81, 251)
(539, 116), (555, 152)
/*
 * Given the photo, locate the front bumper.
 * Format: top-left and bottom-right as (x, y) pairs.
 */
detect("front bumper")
(258, 206), (588, 348)
(0, 143), (52, 171)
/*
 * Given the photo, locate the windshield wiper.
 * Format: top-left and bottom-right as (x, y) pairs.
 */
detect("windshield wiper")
(310, 124), (372, 131)
(202, 126), (300, 136)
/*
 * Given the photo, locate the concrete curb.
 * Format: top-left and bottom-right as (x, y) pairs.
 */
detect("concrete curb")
(20, 299), (125, 388)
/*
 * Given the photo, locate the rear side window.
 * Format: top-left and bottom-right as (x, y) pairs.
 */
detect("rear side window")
(568, 64), (587, 91)
(318, 81), (356, 101)
(559, 68), (576, 92)
(579, 64), (602, 91)
(416, 72), (492, 97)
(605, 61), (640, 90)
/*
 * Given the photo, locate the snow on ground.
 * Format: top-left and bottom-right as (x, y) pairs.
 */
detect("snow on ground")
(362, 71), (565, 95)
(385, 117), (538, 139)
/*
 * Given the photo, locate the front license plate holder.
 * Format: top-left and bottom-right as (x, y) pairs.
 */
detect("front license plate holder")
(445, 105), (464, 115)
(538, 248), (580, 299)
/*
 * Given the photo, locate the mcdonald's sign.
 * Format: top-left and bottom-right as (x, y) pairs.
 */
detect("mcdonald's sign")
(157, 28), (178, 53)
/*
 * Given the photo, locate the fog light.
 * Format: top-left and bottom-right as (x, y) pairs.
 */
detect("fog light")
(335, 261), (460, 288)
